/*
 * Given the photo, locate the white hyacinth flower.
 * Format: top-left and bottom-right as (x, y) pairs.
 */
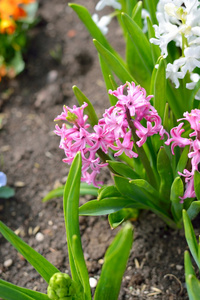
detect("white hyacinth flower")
(95, 0), (122, 11)
(166, 59), (185, 88)
(186, 73), (200, 100)
(151, 0), (200, 91)
(92, 13), (112, 35)
(141, 9), (150, 33)
(151, 0), (200, 57)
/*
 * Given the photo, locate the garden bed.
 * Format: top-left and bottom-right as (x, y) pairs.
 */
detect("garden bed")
(0, 0), (193, 299)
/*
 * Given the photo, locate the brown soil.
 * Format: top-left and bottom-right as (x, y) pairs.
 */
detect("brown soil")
(0, 0), (194, 299)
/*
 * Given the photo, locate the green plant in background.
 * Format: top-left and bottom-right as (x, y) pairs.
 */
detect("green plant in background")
(183, 209), (200, 300)
(0, 152), (133, 300)
(0, 0), (38, 80)
(50, 0), (200, 231)
(0, 172), (14, 199)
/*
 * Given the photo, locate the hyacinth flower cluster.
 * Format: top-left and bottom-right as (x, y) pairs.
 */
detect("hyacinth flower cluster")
(150, 0), (200, 97)
(55, 81), (166, 187)
(166, 109), (200, 201)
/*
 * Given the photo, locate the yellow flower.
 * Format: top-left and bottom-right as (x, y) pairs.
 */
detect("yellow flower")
(0, 19), (16, 34)
(0, 0), (35, 34)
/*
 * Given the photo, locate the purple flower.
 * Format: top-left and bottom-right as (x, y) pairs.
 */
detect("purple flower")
(0, 172), (7, 188)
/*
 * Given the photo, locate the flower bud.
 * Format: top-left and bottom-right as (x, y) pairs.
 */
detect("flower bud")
(47, 272), (82, 300)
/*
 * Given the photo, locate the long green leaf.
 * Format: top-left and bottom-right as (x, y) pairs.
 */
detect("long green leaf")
(0, 222), (59, 283)
(79, 197), (146, 216)
(68, 4), (124, 65)
(93, 39), (136, 84)
(114, 176), (176, 227)
(157, 147), (173, 203)
(98, 54), (118, 106)
(125, 2), (150, 89)
(183, 210), (200, 269)
(107, 161), (140, 180)
(184, 251), (196, 300)
(0, 279), (50, 300)
(153, 57), (166, 119)
(170, 177), (183, 224)
(194, 171), (200, 200)
(143, 0), (158, 25)
(187, 201), (200, 221)
(187, 275), (200, 300)
(175, 145), (189, 176)
(63, 152), (91, 299)
(121, 13), (153, 74)
(94, 222), (133, 300)
(42, 183), (98, 202)
(147, 16), (160, 64)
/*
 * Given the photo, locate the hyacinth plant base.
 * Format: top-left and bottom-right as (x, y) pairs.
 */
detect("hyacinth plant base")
(0, 0), (198, 299)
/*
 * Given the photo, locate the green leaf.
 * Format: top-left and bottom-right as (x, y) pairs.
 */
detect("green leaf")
(63, 152), (91, 299)
(124, 0), (138, 16)
(170, 177), (183, 223)
(79, 196), (145, 216)
(121, 13), (153, 76)
(9, 51), (25, 75)
(0, 279), (50, 300)
(189, 80), (200, 110)
(98, 54), (118, 106)
(130, 179), (160, 203)
(157, 147), (173, 202)
(194, 171), (200, 200)
(187, 201), (200, 221)
(0, 186), (15, 199)
(97, 185), (121, 201)
(42, 183), (98, 202)
(72, 86), (98, 127)
(143, 0), (158, 25)
(132, 1), (142, 28)
(183, 210), (200, 269)
(153, 58), (166, 119)
(187, 275), (200, 300)
(108, 208), (139, 229)
(0, 222), (59, 283)
(184, 251), (196, 300)
(68, 4), (123, 64)
(114, 176), (176, 227)
(175, 145), (189, 176)
(93, 39), (135, 84)
(147, 17), (160, 64)
(107, 161), (140, 180)
(94, 222), (133, 300)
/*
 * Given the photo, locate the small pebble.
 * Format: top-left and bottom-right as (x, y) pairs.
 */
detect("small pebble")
(89, 277), (97, 288)
(33, 225), (40, 235)
(47, 70), (58, 83)
(4, 259), (13, 268)
(35, 232), (44, 242)
(14, 181), (25, 187)
(176, 265), (183, 271)
(98, 259), (104, 265)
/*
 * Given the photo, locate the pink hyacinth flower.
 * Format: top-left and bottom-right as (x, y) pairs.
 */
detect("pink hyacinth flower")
(165, 122), (191, 154)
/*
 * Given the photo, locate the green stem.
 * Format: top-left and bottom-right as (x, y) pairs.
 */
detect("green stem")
(126, 107), (158, 189)
(97, 149), (119, 175)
